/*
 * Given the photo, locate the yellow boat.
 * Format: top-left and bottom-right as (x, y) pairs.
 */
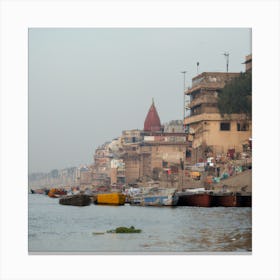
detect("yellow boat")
(96, 193), (126, 205)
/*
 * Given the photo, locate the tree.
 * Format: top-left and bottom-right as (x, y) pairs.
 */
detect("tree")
(218, 72), (252, 118)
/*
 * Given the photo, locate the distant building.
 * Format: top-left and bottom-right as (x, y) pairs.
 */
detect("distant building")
(121, 129), (143, 144)
(92, 143), (112, 186)
(79, 166), (93, 187)
(110, 159), (125, 185)
(28, 167), (78, 189)
(163, 120), (184, 133)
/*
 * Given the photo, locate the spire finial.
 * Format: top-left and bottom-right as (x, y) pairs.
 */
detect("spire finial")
(152, 98), (154, 105)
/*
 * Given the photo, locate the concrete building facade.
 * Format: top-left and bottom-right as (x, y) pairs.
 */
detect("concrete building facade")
(92, 143), (112, 186)
(184, 56), (252, 163)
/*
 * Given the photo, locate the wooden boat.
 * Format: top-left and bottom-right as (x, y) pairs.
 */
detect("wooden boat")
(211, 192), (252, 207)
(239, 193), (252, 207)
(95, 193), (126, 205)
(211, 192), (242, 207)
(131, 188), (178, 206)
(176, 187), (251, 207)
(59, 194), (92, 206)
(48, 188), (67, 198)
(177, 189), (212, 207)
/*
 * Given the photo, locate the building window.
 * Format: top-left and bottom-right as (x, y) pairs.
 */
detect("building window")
(220, 122), (230, 131)
(237, 122), (249, 131)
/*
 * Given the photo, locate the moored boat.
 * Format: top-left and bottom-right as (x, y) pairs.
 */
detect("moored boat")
(95, 193), (126, 205)
(134, 188), (178, 206)
(142, 193), (178, 206)
(48, 188), (67, 198)
(177, 189), (212, 207)
(129, 194), (143, 205)
(59, 194), (92, 206)
(239, 192), (252, 207)
(211, 192), (242, 207)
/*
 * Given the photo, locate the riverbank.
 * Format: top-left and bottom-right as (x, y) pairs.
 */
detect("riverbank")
(211, 169), (252, 192)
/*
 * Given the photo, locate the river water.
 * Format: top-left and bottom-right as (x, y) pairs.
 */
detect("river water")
(28, 194), (252, 253)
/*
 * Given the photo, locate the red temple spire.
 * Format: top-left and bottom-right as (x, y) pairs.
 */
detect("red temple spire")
(144, 99), (161, 131)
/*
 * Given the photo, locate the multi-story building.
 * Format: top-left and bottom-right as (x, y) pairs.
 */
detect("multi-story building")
(110, 159), (125, 185)
(78, 166), (93, 188)
(92, 143), (112, 186)
(184, 56), (252, 163)
(243, 54), (252, 72)
(121, 129), (143, 144)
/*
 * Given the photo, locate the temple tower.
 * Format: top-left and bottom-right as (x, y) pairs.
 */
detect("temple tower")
(144, 99), (161, 132)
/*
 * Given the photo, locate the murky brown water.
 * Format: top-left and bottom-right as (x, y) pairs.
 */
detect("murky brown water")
(29, 194), (251, 253)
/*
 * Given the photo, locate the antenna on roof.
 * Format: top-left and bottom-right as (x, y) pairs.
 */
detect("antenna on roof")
(196, 62), (199, 74)
(222, 52), (230, 72)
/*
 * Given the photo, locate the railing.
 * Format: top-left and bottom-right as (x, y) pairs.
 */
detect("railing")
(189, 96), (218, 108)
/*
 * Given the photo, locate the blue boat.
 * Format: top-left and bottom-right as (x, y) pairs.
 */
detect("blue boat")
(141, 188), (178, 206)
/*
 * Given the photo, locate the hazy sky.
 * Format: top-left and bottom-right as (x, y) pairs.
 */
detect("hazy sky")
(28, 28), (251, 173)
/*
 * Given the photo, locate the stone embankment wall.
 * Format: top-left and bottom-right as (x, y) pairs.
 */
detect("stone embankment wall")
(212, 169), (252, 192)
(144, 168), (252, 192)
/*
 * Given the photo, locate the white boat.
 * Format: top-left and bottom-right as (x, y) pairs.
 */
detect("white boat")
(131, 188), (178, 206)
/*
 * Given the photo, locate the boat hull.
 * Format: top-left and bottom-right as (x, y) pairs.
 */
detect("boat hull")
(211, 193), (251, 207)
(59, 194), (92, 206)
(211, 194), (242, 207)
(177, 193), (212, 207)
(142, 195), (178, 206)
(96, 193), (126, 205)
(239, 194), (252, 207)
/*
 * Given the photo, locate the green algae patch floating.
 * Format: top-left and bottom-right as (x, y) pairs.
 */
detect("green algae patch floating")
(107, 226), (142, 233)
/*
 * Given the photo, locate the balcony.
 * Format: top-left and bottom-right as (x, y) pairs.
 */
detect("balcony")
(184, 113), (223, 125)
(189, 95), (218, 108)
